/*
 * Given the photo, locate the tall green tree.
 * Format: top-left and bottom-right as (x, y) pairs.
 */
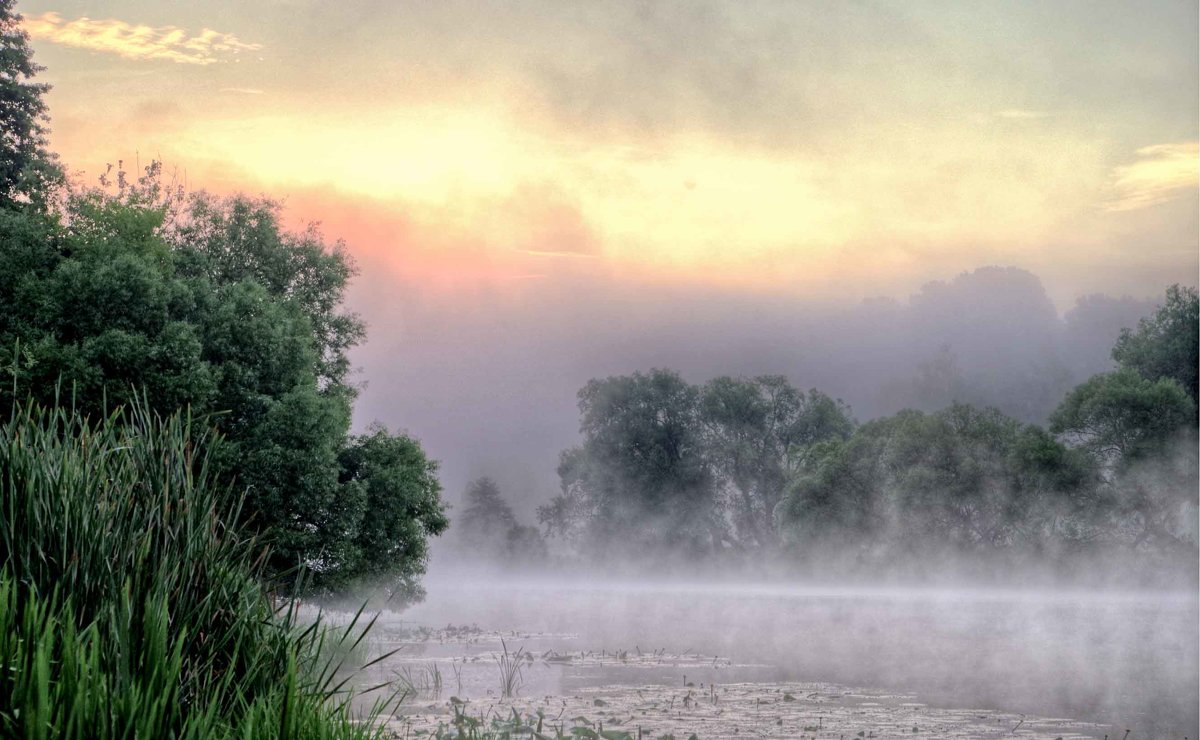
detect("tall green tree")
(1112, 284), (1199, 406)
(0, 181), (446, 594)
(337, 427), (447, 599)
(0, 0), (60, 208)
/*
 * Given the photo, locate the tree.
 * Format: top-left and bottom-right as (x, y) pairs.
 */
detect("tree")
(542, 369), (716, 559)
(0, 0), (61, 208)
(1049, 369), (1194, 465)
(337, 427), (447, 600)
(0, 181), (446, 593)
(503, 524), (549, 564)
(699, 375), (853, 550)
(1112, 284), (1199, 406)
(777, 403), (1099, 566)
(460, 476), (518, 541)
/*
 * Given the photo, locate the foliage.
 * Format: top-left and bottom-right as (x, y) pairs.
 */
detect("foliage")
(0, 182), (445, 591)
(545, 285), (1198, 574)
(1048, 369), (1194, 464)
(543, 369), (717, 559)
(337, 426), (448, 598)
(0, 0), (62, 209)
(699, 375), (854, 549)
(0, 402), (393, 737)
(776, 404), (1096, 562)
(1112, 284), (1199, 405)
(543, 372), (855, 560)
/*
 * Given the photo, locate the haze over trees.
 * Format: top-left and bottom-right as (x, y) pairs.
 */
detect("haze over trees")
(532, 286), (1198, 579)
(539, 371), (856, 562)
(458, 476), (548, 565)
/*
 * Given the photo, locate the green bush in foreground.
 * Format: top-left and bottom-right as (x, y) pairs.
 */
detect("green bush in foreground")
(0, 402), (391, 738)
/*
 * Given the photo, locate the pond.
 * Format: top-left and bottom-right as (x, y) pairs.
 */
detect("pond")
(337, 575), (1198, 738)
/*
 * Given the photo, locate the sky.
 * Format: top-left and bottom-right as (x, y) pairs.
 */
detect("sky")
(19, 0), (1199, 515)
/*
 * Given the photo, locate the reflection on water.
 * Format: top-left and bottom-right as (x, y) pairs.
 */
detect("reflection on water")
(362, 575), (1198, 738)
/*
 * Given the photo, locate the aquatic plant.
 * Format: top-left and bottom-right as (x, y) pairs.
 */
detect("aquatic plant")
(0, 401), (398, 737)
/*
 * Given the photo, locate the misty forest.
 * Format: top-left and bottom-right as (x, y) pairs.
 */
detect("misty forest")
(1, 2), (1197, 739)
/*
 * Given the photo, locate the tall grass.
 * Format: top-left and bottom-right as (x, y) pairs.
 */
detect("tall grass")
(0, 401), (393, 738)
(495, 640), (524, 699)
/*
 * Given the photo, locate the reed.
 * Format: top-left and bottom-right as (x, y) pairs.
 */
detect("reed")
(0, 400), (394, 738)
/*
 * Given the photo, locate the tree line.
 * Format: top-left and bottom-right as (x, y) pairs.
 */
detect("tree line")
(453, 286), (1197, 578)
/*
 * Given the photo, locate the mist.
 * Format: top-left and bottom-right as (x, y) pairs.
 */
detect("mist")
(347, 265), (1164, 520)
(331, 266), (1198, 737)
(328, 262), (1200, 734)
(384, 574), (1199, 738)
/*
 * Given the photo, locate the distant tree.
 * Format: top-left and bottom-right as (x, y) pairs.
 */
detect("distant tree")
(699, 375), (853, 550)
(1049, 370), (1194, 465)
(0, 0), (61, 208)
(503, 523), (549, 564)
(544, 369), (716, 559)
(1061, 293), (1157, 378)
(908, 344), (968, 411)
(896, 267), (1072, 423)
(1112, 285), (1199, 406)
(460, 476), (517, 541)
(538, 452), (591, 543)
(778, 404), (1096, 563)
(457, 476), (550, 566)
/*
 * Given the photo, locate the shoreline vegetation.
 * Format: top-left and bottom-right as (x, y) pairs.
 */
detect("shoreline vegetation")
(1, 3), (438, 734)
(0, 403), (400, 737)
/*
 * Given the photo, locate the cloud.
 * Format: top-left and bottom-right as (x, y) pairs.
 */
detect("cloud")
(220, 87), (265, 95)
(22, 12), (262, 65)
(1105, 142), (1199, 212)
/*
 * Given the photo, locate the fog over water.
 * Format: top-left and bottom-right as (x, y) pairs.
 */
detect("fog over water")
(391, 572), (1199, 738)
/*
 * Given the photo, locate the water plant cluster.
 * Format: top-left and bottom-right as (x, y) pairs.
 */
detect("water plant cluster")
(0, 402), (395, 737)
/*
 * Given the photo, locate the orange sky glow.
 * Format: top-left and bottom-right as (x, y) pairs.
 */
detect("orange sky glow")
(19, 1), (1198, 307)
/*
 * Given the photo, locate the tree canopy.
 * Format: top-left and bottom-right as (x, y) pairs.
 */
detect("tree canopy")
(543, 284), (1198, 577)
(542, 371), (855, 560)
(0, 171), (446, 596)
(1112, 284), (1198, 405)
(1049, 369), (1194, 464)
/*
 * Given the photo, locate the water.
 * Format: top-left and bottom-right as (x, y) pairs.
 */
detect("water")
(359, 575), (1198, 738)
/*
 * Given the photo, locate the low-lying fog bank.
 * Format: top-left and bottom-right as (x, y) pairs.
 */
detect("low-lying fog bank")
(374, 571), (1198, 738)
